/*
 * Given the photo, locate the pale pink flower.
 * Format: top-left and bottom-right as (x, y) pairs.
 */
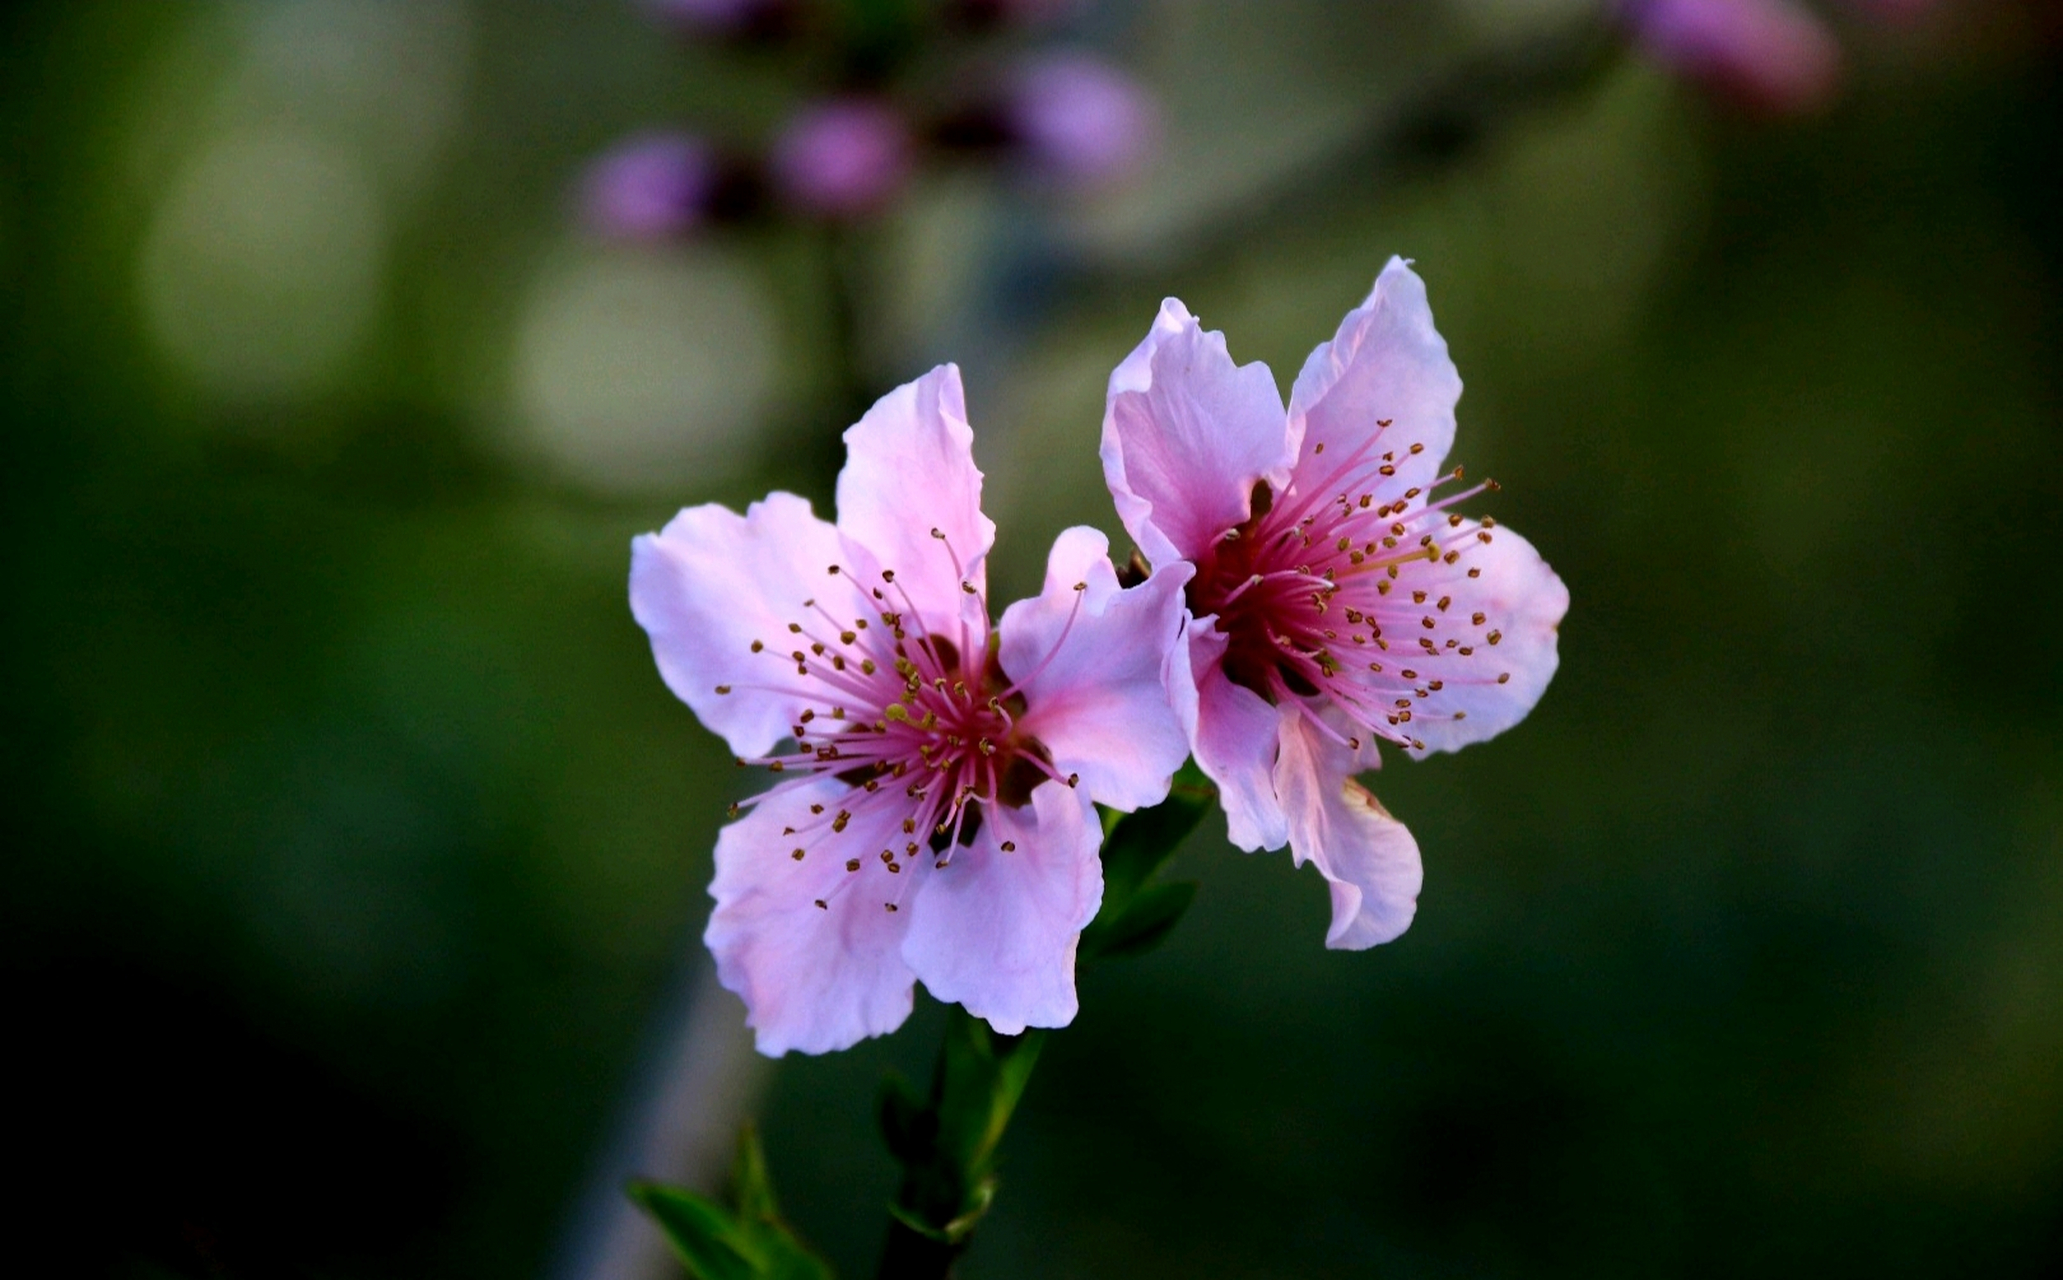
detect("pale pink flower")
(632, 366), (1191, 1055)
(769, 98), (913, 219)
(1102, 259), (1568, 950)
(579, 132), (718, 241)
(1005, 54), (1158, 189)
(1624, 0), (1843, 115)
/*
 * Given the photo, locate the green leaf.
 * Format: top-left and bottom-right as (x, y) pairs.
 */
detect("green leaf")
(730, 1125), (779, 1226)
(748, 1231), (835, 1280)
(1083, 763), (1215, 962)
(629, 1183), (759, 1280)
(1097, 769), (1214, 907)
(935, 1010), (1044, 1179)
(1083, 879), (1198, 960)
(630, 1133), (834, 1280)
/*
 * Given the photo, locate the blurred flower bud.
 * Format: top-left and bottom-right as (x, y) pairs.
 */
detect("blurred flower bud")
(770, 99), (913, 218)
(1005, 53), (1158, 188)
(1625, 0), (1842, 115)
(642, 0), (794, 39)
(581, 132), (719, 240)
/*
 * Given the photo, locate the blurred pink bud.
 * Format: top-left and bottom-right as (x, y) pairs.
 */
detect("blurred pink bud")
(1626, 0), (1843, 115)
(770, 99), (913, 218)
(581, 132), (718, 240)
(1007, 54), (1158, 188)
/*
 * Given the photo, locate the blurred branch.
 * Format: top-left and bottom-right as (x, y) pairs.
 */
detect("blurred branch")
(1047, 12), (1624, 317)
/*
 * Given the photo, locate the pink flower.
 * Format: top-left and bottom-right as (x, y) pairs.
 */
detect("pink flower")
(1623, 0), (1842, 115)
(769, 99), (913, 219)
(579, 132), (718, 241)
(632, 366), (1191, 1055)
(1005, 53), (1159, 189)
(1101, 259), (1568, 950)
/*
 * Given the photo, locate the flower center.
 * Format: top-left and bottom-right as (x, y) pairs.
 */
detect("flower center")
(715, 535), (1084, 903)
(1184, 431), (1511, 754)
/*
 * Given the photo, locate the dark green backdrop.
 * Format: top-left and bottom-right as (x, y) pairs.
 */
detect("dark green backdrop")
(5, 3), (2059, 1277)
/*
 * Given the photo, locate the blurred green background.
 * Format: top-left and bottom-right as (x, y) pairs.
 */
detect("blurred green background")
(5, 1), (2060, 1277)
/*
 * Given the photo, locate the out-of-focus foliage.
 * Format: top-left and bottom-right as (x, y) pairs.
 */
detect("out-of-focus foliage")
(632, 1129), (831, 1280)
(3, 2), (2060, 1278)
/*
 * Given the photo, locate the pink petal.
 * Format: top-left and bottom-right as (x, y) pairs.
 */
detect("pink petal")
(1407, 519), (1568, 755)
(903, 781), (1103, 1035)
(1287, 257), (1461, 500)
(704, 777), (918, 1055)
(998, 527), (1193, 812)
(630, 492), (856, 758)
(1181, 622), (1289, 852)
(836, 365), (997, 630)
(1274, 707), (1422, 950)
(1102, 298), (1294, 567)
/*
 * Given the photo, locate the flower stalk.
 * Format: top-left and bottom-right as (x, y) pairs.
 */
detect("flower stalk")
(875, 764), (1217, 1278)
(874, 1009), (1043, 1279)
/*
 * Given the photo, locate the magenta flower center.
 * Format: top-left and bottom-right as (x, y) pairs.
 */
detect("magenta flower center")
(1186, 431), (1511, 752)
(717, 534), (1081, 900)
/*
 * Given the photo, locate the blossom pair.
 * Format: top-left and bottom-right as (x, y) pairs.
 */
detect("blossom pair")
(631, 259), (1566, 1055)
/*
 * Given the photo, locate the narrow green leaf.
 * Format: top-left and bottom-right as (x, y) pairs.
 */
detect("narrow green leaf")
(730, 1128), (836, 1280)
(936, 1177), (997, 1244)
(731, 1124), (779, 1224)
(1083, 766), (1214, 964)
(749, 1230), (836, 1280)
(1084, 880), (1197, 960)
(935, 1010), (1044, 1180)
(629, 1182), (760, 1280)
(884, 1201), (953, 1244)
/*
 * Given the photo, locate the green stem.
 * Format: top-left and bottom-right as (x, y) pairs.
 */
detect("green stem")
(872, 767), (1217, 1278)
(875, 1007), (1044, 1280)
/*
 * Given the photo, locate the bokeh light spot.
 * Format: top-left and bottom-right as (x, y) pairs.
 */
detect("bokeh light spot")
(138, 128), (386, 405)
(511, 245), (778, 495)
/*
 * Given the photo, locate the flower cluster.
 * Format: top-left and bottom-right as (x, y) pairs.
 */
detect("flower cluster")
(632, 261), (1566, 1054)
(583, 0), (1156, 240)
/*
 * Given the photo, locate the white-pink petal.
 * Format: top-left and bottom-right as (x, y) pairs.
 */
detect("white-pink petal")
(903, 782), (1103, 1035)
(836, 364), (996, 629)
(1408, 520), (1568, 755)
(1287, 257), (1461, 499)
(998, 526), (1192, 813)
(1274, 707), (1422, 950)
(1101, 298), (1294, 567)
(630, 492), (856, 759)
(705, 778), (917, 1056)
(1180, 623), (1289, 853)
